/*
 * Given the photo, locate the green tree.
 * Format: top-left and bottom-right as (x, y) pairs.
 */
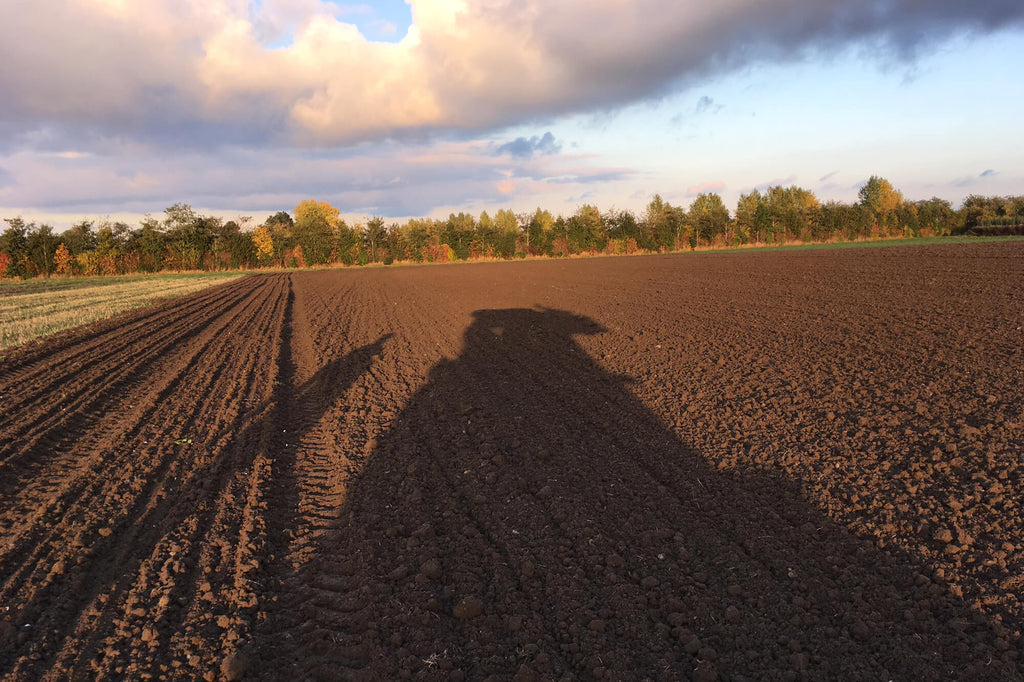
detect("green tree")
(398, 219), (431, 262)
(1, 218), (31, 278)
(163, 204), (216, 270)
(689, 193), (729, 247)
(96, 221), (129, 258)
(60, 220), (98, 255)
(135, 217), (166, 271)
(492, 209), (518, 258)
(734, 191), (764, 244)
(27, 224), (60, 277)
(265, 211), (294, 230)
(644, 194), (679, 250)
(567, 204), (605, 253)
(605, 209), (640, 242)
(526, 208), (554, 255)
(442, 213), (476, 260)
(914, 198), (955, 235)
(364, 217), (387, 263)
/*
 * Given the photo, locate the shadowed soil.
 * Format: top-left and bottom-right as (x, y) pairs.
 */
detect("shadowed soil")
(1, 242), (1022, 680)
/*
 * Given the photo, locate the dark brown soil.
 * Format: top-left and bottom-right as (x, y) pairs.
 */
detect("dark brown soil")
(1, 242), (1022, 681)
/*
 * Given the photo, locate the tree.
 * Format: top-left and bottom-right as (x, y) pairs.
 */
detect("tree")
(136, 217), (166, 271)
(293, 200), (340, 265)
(364, 217), (387, 263)
(60, 220), (98, 255)
(442, 213), (476, 260)
(492, 209), (518, 258)
(1, 218), (30, 278)
(27, 224), (60, 277)
(567, 204), (605, 253)
(95, 221), (129, 272)
(644, 194), (679, 250)
(605, 208), (640, 242)
(478, 211), (493, 231)
(734, 191), (763, 244)
(265, 211), (294, 230)
(858, 176), (904, 233)
(760, 185), (819, 241)
(914, 198), (955, 235)
(163, 204), (215, 270)
(55, 243), (74, 275)
(252, 226), (275, 265)
(960, 194), (992, 230)
(212, 220), (256, 269)
(398, 219), (431, 261)
(689, 193), (729, 247)
(526, 208), (555, 255)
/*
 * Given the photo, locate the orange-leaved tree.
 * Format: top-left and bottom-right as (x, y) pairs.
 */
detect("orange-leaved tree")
(55, 243), (73, 275)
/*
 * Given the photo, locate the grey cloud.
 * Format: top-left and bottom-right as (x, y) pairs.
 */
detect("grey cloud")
(496, 132), (562, 159)
(952, 169), (999, 188)
(754, 175), (799, 192)
(694, 96), (723, 115)
(544, 171), (630, 187)
(525, 1), (1024, 128)
(3, 1), (1022, 151)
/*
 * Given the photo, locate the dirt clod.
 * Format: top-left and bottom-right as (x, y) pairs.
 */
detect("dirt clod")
(221, 650), (249, 681)
(453, 596), (484, 620)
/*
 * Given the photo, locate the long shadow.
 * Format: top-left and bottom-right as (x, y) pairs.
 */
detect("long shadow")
(0, 291), (392, 679)
(255, 308), (1020, 681)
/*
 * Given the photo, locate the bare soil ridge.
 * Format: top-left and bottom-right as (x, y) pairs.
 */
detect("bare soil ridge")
(1, 243), (1021, 680)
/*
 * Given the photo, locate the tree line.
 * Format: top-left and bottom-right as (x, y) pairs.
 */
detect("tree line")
(2, 178), (1022, 278)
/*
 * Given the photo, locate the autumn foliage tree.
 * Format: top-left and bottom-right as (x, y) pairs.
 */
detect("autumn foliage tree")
(252, 226), (275, 265)
(55, 243), (73, 275)
(859, 176), (904, 235)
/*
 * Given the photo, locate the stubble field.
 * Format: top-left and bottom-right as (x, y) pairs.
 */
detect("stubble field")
(1, 242), (1022, 681)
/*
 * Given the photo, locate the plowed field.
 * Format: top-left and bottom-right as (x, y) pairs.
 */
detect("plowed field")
(1, 243), (1022, 681)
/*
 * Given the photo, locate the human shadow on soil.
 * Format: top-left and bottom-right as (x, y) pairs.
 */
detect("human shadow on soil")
(255, 308), (1020, 681)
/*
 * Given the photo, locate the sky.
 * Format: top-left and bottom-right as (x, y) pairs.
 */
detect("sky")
(1, 0), (1023, 229)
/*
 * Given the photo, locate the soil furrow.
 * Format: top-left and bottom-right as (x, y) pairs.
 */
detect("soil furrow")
(0, 278), (256, 468)
(0, 275), (290, 680)
(0, 277), (282, 558)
